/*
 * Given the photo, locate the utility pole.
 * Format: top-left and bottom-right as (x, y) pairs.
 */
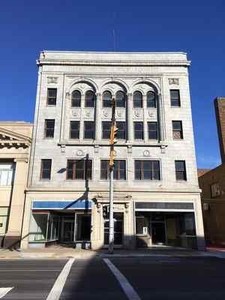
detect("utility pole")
(108, 98), (118, 254)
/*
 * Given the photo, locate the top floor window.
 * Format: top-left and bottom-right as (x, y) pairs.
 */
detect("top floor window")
(116, 91), (126, 108)
(170, 90), (180, 107)
(47, 88), (57, 105)
(85, 91), (95, 107)
(103, 91), (112, 107)
(147, 91), (156, 108)
(71, 90), (81, 107)
(44, 119), (55, 138)
(133, 91), (143, 108)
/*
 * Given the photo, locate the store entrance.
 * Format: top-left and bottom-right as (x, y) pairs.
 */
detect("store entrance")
(104, 213), (123, 246)
(76, 215), (91, 241)
(60, 216), (74, 243)
(151, 222), (166, 244)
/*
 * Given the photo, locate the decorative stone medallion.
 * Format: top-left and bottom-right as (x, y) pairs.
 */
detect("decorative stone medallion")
(143, 150), (151, 157)
(168, 78), (179, 85)
(76, 150), (84, 156)
(72, 110), (79, 117)
(47, 77), (58, 84)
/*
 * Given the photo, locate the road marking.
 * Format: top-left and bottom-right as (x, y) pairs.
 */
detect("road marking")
(46, 258), (75, 300)
(104, 258), (141, 300)
(0, 288), (13, 298)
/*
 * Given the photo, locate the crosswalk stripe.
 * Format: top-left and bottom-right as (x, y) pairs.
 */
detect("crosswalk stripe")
(104, 258), (141, 300)
(0, 288), (13, 299)
(46, 258), (75, 300)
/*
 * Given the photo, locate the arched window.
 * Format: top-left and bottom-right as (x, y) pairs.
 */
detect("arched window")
(147, 91), (156, 108)
(85, 90), (95, 107)
(133, 91), (143, 108)
(103, 91), (112, 107)
(116, 91), (126, 108)
(71, 90), (81, 107)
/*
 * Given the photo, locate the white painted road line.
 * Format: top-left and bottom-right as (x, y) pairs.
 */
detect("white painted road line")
(46, 258), (75, 300)
(104, 258), (141, 300)
(0, 288), (13, 299)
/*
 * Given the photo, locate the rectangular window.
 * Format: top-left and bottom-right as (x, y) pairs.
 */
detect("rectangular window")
(170, 90), (180, 107)
(101, 160), (126, 180)
(172, 121), (183, 139)
(102, 121), (111, 139)
(40, 159), (52, 180)
(67, 159), (92, 180)
(0, 163), (14, 186)
(44, 119), (55, 138)
(117, 122), (126, 140)
(148, 122), (158, 140)
(47, 88), (57, 106)
(175, 160), (187, 181)
(211, 182), (221, 198)
(70, 121), (80, 139)
(84, 121), (95, 139)
(135, 160), (160, 180)
(134, 122), (144, 140)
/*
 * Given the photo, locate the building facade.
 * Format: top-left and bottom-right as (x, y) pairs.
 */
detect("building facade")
(199, 97), (225, 246)
(0, 122), (32, 248)
(21, 51), (205, 250)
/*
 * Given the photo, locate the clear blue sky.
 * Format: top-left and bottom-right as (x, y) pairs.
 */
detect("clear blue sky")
(0, 0), (224, 168)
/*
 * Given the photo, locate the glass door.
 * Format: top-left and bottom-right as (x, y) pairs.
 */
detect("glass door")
(104, 213), (123, 246)
(60, 216), (75, 243)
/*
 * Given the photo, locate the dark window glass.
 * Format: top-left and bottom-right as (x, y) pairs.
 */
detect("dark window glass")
(135, 160), (160, 180)
(85, 91), (95, 107)
(67, 159), (92, 180)
(101, 160), (126, 180)
(170, 90), (181, 107)
(133, 91), (143, 108)
(147, 91), (156, 108)
(102, 121), (111, 139)
(172, 121), (183, 139)
(44, 119), (55, 138)
(134, 122), (144, 140)
(47, 88), (57, 105)
(117, 122), (126, 139)
(40, 159), (52, 180)
(175, 160), (187, 180)
(103, 91), (112, 107)
(84, 121), (95, 139)
(148, 122), (158, 139)
(70, 121), (80, 139)
(116, 91), (126, 108)
(71, 90), (81, 107)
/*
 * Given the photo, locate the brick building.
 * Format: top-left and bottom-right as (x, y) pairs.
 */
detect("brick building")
(199, 97), (225, 246)
(21, 51), (205, 250)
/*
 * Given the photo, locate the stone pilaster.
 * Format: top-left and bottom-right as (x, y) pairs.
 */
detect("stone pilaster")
(3, 158), (28, 249)
(127, 93), (133, 142)
(95, 93), (102, 141)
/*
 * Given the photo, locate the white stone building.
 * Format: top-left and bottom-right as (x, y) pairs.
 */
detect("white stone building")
(21, 51), (205, 250)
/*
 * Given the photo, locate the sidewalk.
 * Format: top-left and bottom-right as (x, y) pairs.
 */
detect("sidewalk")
(1, 246), (225, 259)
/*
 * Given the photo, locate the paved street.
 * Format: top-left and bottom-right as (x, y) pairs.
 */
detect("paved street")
(1, 256), (225, 299)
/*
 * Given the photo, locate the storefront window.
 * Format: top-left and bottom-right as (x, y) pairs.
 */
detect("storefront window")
(29, 214), (48, 242)
(0, 208), (8, 235)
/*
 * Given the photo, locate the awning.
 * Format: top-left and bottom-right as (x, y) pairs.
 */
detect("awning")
(32, 200), (92, 210)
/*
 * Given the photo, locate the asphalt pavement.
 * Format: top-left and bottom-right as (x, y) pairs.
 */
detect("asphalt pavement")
(1, 256), (225, 299)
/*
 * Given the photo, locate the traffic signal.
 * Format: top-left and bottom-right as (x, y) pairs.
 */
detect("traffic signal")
(109, 149), (116, 167)
(110, 124), (118, 145)
(103, 205), (109, 218)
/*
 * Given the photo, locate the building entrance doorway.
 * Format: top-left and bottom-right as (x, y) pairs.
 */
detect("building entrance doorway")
(104, 213), (123, 246)
(151, 222), (166, 244)
(60, 216), (75, 243)
(76, 215), (91, 241)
